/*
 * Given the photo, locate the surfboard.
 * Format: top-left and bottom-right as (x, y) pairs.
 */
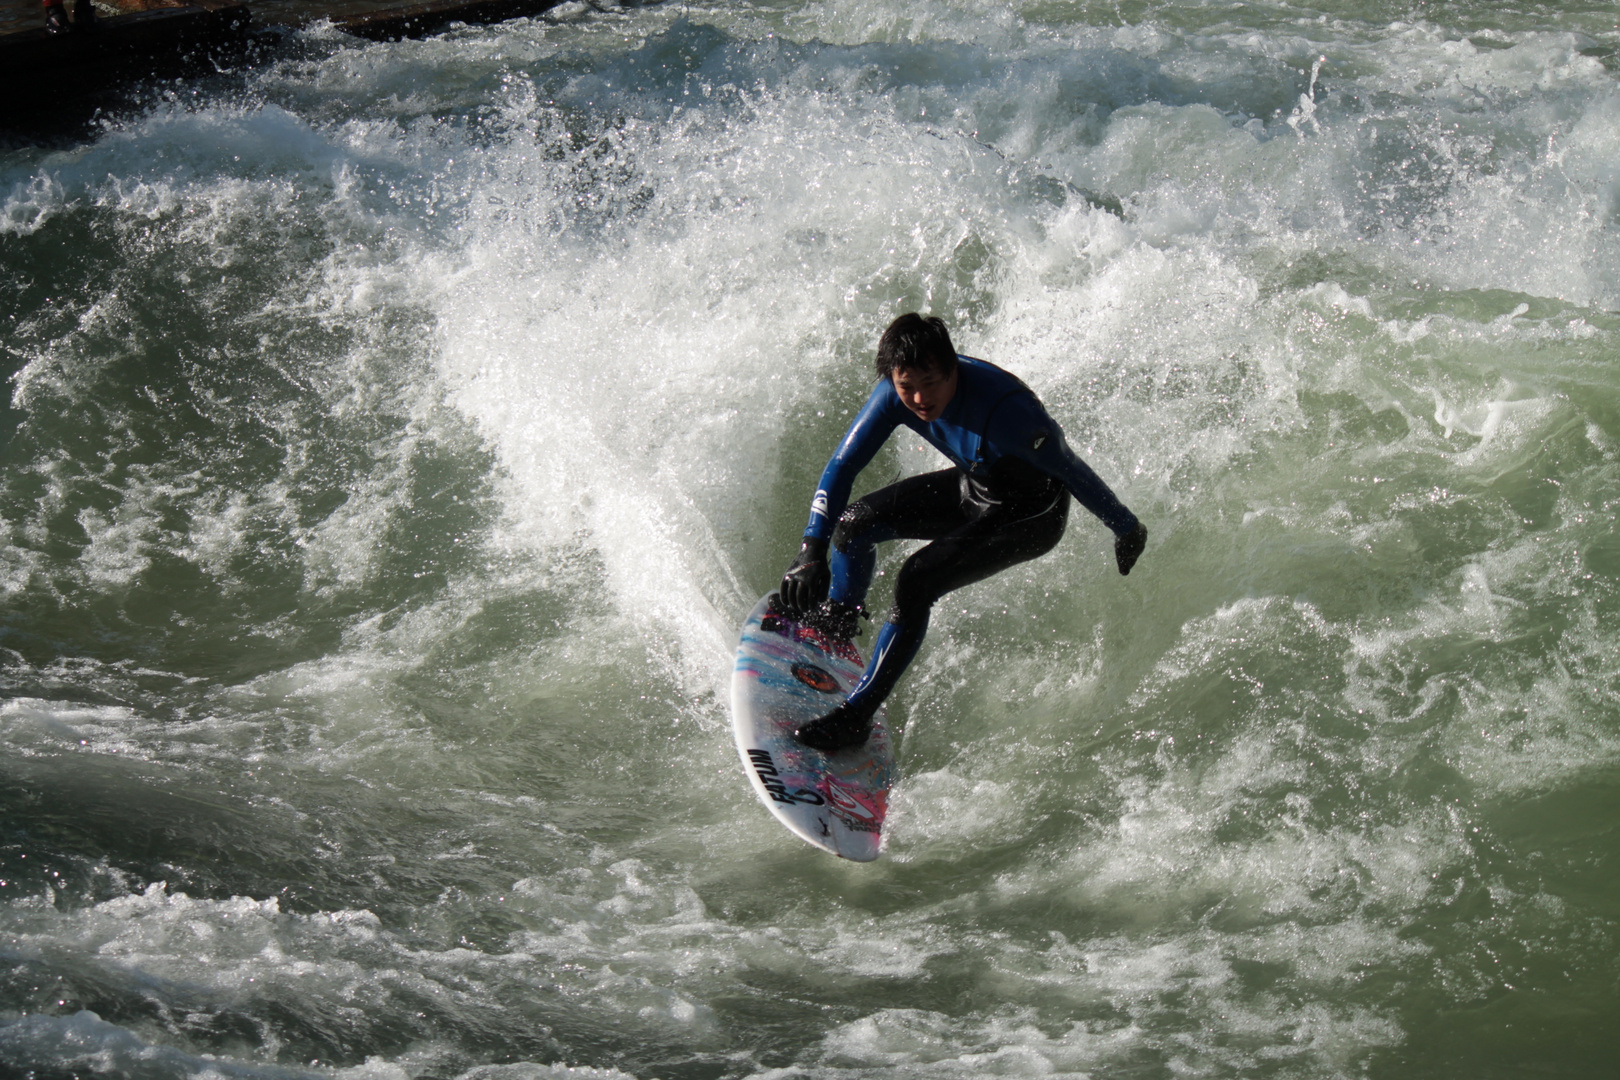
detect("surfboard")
(731, 593), (896, 861)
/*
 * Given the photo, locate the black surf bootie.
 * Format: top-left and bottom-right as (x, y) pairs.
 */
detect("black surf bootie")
(801, 598), (866, 643)
(795, 697), (876, 754)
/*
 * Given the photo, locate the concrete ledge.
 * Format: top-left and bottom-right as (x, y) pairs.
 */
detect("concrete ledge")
(0, 0), (566, 135)
(0, 2), (250, 131)
(278, 0), (565, 40)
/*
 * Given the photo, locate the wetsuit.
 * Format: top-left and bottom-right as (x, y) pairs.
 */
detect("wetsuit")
(802, 355), (1139, 725)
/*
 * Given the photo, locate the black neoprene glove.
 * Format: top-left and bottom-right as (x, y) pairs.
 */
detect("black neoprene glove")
(1116, 522), (1147, 576)
(779, 537), (831, 613)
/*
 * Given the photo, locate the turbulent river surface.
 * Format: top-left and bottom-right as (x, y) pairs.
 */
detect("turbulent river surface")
(3, 1), (1619, 1077)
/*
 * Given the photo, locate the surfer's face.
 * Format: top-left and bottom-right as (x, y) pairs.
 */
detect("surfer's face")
(891, 364), (957, 422)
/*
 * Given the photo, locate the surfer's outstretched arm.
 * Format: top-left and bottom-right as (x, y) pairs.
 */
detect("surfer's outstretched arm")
(780, 383), (901, 612)
(989, 392), (1147, 574)
(802, 385), (902, 542)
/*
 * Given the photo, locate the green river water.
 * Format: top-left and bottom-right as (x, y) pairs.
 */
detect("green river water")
(2, 1), (1619, 1077)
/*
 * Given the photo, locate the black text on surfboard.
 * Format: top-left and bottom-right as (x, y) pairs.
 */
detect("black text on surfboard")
(747, 749), (825, 805)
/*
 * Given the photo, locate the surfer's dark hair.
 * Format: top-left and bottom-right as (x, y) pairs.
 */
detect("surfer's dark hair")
(876, 313), (958, 380)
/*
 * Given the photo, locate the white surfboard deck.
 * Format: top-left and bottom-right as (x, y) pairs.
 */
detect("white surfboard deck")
(731, 593), (895, 861)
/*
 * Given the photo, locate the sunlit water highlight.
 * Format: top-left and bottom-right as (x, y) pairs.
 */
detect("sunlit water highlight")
(3, 1), (1619, 1077)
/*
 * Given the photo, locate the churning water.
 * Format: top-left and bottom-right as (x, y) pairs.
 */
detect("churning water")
(3, 1), (1619, 1077)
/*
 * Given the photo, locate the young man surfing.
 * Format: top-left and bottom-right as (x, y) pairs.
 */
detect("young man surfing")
(778, 313), (1147, 753)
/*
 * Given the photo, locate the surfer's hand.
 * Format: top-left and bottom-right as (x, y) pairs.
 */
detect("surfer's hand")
(780, 538), (831, 613)
(1115, 522), (1147, 575)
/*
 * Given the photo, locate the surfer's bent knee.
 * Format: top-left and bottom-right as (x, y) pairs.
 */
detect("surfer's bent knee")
(831, 501), (880, 553)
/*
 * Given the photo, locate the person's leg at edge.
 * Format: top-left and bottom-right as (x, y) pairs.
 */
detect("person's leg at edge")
(796, 491), (1069, 753)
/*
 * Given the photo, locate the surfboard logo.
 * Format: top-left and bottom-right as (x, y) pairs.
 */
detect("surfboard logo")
(791, 663), (840, 693)
(824, 780), (877, 821)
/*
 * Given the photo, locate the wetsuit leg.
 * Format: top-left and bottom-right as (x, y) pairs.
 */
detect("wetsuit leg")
(886, 485), (1070, 626)
(843, 485), (1069, 712)
(797, 481), (1069, 753)
(827, 468), (969, 608)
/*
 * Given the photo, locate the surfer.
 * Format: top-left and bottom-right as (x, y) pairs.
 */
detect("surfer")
(779, 313), (1147, 753)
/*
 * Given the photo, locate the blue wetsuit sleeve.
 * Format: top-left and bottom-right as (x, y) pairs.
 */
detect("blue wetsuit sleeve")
(804, 382), (900, 541)
(994, 393), (1140, 535)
